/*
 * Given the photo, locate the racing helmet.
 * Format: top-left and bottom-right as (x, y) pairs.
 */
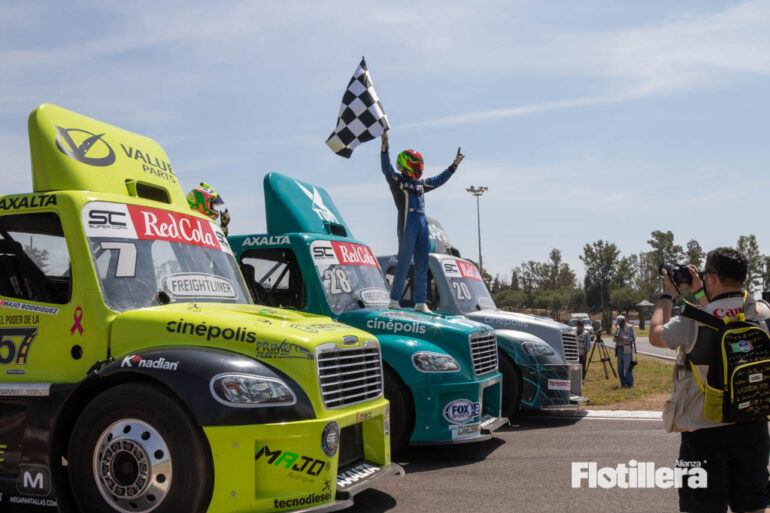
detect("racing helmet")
(396, 150), (424, 179)
(187, 182), (224, 220)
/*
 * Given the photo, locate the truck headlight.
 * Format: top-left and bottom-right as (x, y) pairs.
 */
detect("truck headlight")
(412, 352), (461, 372)
(210, 373), (297, 407)
(522, 341), (555, 357)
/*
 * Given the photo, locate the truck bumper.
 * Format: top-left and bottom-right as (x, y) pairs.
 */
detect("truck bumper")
(203, 398), (402, 513)
(407, 373), (503, 444)
(518, 363), (574, 409)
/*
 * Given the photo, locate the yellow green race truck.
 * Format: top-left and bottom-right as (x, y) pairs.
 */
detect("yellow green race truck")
(0, 104), (400, 513)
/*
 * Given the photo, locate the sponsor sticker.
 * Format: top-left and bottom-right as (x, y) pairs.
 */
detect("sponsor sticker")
(548, 379), (571, 391)
(749, 372), (763, 383)
(321, 422), (340, 458)
(359, 287), (390, 305)
(82, 202), (137, 238)
(310, 240), (378, 268)
(441, 260), (462, 278)
(336, 463), (380, 490)
(731, 340), (754, 353)
(0, 300), (59, 316)
(457, 260), (483, 281)
(120, 355), (179, 371)
(241, 235), (290, 247)
(254, 340), (313, 360)
(16, 464), (52, 496)
(0, 194), (57, 211)
(442, 399), (481, 424)
(163, 273), (236, 300)
(477, 296), (495, 309)
(739, 400), (751, 409)
(450, 423), (480, 440)
(255, 444), (328, 477)
(331, 241), (379, 268)
(82, 202), (229, 253)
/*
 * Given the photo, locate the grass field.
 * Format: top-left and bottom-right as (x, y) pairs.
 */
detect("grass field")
(581, 353), (674, 410)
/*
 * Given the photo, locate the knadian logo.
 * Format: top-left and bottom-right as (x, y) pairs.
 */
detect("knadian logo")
(121, 354), (179, 371)
(55, 126), (116, 167)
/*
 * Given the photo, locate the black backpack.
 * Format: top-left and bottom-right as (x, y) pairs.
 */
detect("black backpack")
(681, 294), (770, 423)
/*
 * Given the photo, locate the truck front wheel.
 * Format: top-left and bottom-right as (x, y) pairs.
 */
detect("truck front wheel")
(499, 351), (522, 419)
(68, 383), (212, 513)
(383, 365), (414, 453)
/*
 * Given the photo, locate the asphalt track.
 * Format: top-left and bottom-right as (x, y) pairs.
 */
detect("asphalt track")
(349, 414), (683, 513)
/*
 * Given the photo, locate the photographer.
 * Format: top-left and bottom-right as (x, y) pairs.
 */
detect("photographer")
(614, 315), (636, 388)
(576, 320), (591, 378)
(649, 247), (770, 513)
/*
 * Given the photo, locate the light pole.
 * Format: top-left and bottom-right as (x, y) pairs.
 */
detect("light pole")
(466, 185), (487, 274)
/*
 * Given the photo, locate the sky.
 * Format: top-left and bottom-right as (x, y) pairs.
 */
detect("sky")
(2, 0), (770, 282)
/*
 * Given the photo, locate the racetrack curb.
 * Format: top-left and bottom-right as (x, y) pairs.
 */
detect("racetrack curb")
(526, 409), (663, 421)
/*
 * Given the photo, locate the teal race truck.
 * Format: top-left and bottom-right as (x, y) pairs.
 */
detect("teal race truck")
(229, 173), (505, 449)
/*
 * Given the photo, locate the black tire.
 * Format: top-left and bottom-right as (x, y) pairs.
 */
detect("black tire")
(68, 383), (212, 513)
(383, 365), (414, 453)
(499, 351), (522, 419)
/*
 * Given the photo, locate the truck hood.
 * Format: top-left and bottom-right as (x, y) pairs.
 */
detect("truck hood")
(110, 303), (373, 361)
(339, 308), (491, 358)
(467, 309), (568, 332)
(466, 309), (572, 353)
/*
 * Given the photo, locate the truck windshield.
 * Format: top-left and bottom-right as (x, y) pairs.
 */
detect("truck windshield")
(310, 240), (390, 315)
(83, 201), (251, 312)
(438, 258), (496, 313)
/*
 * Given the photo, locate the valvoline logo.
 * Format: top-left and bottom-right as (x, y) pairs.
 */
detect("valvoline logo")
(442, 398), (480, 425)
(127, 205), (221, 251)
(331, 241), (378, 268)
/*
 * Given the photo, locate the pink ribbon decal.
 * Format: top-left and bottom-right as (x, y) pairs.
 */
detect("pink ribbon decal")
(71, 306), (84, 335)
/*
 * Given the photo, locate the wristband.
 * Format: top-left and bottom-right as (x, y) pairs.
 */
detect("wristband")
(660, 294), (674, 301)
(693, 289), (706, 300)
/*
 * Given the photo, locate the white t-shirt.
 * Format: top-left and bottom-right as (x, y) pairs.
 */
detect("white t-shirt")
(661, 294), (770, 432)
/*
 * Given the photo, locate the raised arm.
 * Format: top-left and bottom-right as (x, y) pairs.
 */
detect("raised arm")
(380, 132), (399, 182)
(425, 147), (465, 191)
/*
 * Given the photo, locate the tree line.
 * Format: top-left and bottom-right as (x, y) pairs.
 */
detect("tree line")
(485, 231), (767, 318)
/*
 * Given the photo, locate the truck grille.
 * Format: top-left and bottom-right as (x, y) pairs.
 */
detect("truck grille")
(317, 345), (383, 409)
(470, 331), (498, 376)
(561, 331), (579, 363)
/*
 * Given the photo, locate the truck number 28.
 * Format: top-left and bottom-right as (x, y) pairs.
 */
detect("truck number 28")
(323, 268), (352, 295)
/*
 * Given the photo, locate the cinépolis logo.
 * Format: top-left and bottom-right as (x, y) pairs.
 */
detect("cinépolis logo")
(571, 460), (707, 489)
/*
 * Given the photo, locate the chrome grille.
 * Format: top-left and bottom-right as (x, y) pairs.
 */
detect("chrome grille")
(317, 344), (383, 409)
(561, 331), (579, 363)
(470, 331), (498, 376)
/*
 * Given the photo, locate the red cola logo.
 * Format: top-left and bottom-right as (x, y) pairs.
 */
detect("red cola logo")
(457, 260), (482, 281)
(331, 242), (378, 268)
(128, 205), (220, 250)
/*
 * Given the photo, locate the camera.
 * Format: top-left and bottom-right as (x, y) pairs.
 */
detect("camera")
(659, 263), (692, 285)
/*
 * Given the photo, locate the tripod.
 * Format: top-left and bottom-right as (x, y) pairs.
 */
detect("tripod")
(585, 330), (617, 379)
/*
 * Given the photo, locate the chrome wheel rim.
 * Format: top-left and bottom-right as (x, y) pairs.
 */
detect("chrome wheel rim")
(93, 419), (172, 513)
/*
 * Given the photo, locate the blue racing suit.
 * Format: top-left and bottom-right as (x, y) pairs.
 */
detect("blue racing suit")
(381, 149), (456, 304)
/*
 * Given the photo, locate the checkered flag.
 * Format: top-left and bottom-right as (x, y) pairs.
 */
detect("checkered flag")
(326, 58), (389, 158)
